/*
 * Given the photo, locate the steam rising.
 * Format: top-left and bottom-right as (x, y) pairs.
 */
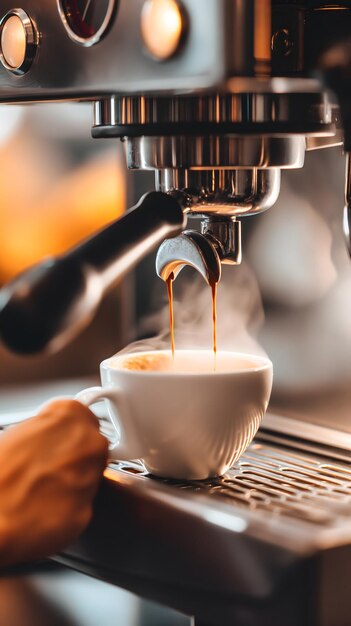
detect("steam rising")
(118, 263), (266, 357)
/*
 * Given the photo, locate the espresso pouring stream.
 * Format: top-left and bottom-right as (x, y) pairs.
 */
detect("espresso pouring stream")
(166, 277), (218, 367)
(166, 273), (175, 359)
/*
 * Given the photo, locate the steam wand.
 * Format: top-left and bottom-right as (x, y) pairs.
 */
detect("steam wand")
(0, 192), (185, 354)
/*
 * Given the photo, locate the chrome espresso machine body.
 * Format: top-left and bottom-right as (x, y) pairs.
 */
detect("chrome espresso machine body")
(2, 1), (351, 625)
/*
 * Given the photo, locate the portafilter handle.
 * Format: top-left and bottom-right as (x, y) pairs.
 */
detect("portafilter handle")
(0, 192), (185, 354)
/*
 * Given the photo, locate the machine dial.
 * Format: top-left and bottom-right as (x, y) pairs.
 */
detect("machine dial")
(58, 0), (116, 46)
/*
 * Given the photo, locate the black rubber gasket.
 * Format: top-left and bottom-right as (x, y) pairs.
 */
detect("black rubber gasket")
(92, 121), (335, 139)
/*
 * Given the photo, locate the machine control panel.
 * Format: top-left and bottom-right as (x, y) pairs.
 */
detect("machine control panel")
(0, 0), (334, 102)
(0, 0), (229, 102)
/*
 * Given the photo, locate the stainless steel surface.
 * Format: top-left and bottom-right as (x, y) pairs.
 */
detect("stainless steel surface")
(94, 93), (335, 129)
(111, 439), (351, 536)
(127, 136), (306, 171)
(155, 167), (278, 280)
(0, 0), (261, 100)
(157, 217), (242, 284)
(263, 412), (351, 460)
(201, 218), (242, 266)
(156, 169), (281, 216)
(156, 230), (221, 285)
(306, 132), (343, 152)
(0, 1), (333, 102)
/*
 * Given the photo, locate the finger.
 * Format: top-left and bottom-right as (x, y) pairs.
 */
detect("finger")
(38, 399), (99, 428)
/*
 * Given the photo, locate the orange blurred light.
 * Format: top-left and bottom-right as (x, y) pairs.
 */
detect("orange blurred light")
(141, 0), (184, 61)
(0, 132), (126, 283)
(1, 15), (27, 69)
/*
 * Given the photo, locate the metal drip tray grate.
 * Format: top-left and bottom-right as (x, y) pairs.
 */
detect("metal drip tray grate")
(111, 441), (351, 527)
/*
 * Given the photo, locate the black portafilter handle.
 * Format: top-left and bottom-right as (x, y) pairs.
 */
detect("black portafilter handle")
(0, 191), (185, 355)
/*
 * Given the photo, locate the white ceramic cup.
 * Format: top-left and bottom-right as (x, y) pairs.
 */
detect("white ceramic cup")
(76, 349), (273, 481)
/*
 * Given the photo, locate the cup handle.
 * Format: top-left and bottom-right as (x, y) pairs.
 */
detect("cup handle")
(75, 386), (136, 461)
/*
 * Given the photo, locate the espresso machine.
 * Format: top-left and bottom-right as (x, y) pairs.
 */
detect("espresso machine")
(2, 1), (351, 624)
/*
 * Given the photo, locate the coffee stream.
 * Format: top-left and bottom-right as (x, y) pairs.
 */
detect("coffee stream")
(166, 273), (175, 358)
(166, 274), (218, 365)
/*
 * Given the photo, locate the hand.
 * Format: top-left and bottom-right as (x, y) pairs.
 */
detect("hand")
(0, 399), (108, 567)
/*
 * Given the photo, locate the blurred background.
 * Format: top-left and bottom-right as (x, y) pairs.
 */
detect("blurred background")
(0, 102), (130, 383)
(0, 102), (350, 428)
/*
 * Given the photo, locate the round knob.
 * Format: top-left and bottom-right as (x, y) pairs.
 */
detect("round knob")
(0, 9), (37, 74)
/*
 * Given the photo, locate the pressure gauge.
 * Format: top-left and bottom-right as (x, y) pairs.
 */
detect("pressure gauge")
(57, 0), (116, 46)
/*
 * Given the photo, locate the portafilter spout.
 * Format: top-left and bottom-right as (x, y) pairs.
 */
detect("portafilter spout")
(0, 192), (185, 354)
(156, 167), (277, 286)
(156, 218), (242, 286)
(156, 231), (222, 285)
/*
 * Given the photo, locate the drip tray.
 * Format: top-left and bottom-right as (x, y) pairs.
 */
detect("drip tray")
(60, 425), (351, 624)
(113, 441), (351, 529)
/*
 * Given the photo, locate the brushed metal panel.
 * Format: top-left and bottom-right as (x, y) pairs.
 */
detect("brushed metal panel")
(0, 0), (227, 101)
